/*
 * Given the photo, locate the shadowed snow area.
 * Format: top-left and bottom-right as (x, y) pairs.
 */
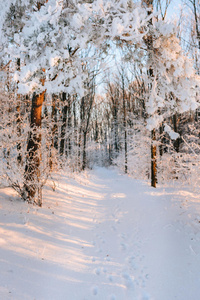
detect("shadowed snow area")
(0, 167), (200, 300)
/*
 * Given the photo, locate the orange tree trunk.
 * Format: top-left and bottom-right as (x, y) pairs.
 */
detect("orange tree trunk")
(24, 91), (45, 205)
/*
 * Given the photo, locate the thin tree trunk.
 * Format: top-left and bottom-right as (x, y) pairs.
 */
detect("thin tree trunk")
(60, 92), (67, 156)
(151, 128), (157, 187)
(53, 95), (58, 150)
(114, 108), (119, 154)
(173, 114), (180, 153)
(82, 132), (87, 170)
(78, 127), (82, 170)
(66, 95), (72, 157)
(16, 58), (22, 164)
(82, 92), (94, 170)
(159, 123), (163, 157)
(122, 74), (128, 174)
(49, 94), (57, 169)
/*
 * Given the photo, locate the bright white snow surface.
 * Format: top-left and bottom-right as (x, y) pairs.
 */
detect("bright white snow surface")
(0, 167), (200, 300)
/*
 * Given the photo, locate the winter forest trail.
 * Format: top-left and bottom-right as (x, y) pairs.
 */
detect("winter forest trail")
(0, 167), (200, 300)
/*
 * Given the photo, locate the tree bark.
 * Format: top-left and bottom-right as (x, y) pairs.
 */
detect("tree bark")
(173, 114), (181, 153)
(60, 92), (67, 156)
(66, 95), (72, 157)
(122, 73), (128, 174)
(24, 90), (45, 205)
(151, 128), (157, 187)
(16, 58), (22, 164)
(49, 94), (57, 170)
(82, 93), (94, 170)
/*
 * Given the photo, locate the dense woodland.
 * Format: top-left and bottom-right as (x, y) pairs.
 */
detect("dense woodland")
(0, 0), (200, 206)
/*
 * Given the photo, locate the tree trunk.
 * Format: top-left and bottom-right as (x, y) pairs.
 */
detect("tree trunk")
(66, 95), (72, 157)
(82, 93), (94, 170)
(16, 58), (22, 164)
(60, 92), (67, 156)
(173, 114), (180, 153)
(24, 91), (45, 205)
(113, 107), (119, 154)
(122, 74), (128, 174)
(82, 132), (87, 170)
(49, 94), (57, 169)
(52, 95), (59, 150)
(151, 128), (157, 187)
(159, 123), (163, 157)
(78, 127), (82, 170)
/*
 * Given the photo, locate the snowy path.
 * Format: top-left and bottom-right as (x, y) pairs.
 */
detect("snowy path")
(0, 167), (200, 300)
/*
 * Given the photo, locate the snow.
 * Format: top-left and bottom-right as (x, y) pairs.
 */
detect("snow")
(164, 124), (180, 140)
(0, 167), (200, 300)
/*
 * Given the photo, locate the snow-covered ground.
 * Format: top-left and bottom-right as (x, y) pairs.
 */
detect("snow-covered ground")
(0, 167), (200, 300)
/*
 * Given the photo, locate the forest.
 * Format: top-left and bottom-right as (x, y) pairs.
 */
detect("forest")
(1, 1), (200, 300)
(0, 0), (199, 206)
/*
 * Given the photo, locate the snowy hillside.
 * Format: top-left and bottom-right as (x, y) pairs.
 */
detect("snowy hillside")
(0, 167), (200, 300)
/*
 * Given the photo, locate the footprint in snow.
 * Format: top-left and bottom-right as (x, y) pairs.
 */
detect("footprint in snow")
(120, 242), (128, 251)
(122, 272), (134, 289)
(127, 256), (137, 270)
(91, 286), (98, 296)
(120, 233), (127, 240)
(111, 225), (117, 231)
(108, 275), (113, 282)
(94, 268), (101, 275)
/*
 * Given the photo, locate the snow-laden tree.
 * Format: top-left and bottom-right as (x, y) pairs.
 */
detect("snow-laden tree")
(141, 0), (200, 187)
(145, 20), (199, 131)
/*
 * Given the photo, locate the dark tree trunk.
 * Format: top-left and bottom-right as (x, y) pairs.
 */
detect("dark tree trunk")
(113, 107), (119, 154)
(159, 123), (163, 157)
(122, 74), (128, 174)
(82, 94), (93, 170)
(49, 94), (57, 169)
(151, 128), (157, 187)
(82, 132), (87, 170)
(78, 127), (82, 169)
(60, 92), (67, 156)
(16, 58), (22, 164)
(173, 114), (181, 153)
(66, 95), (72, 157)
(52, 95), (58, 150)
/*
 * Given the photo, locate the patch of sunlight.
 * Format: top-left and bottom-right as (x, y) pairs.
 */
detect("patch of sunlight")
(0, 237), (6, 245)
(146, 190), (171, 196)
(111, 193), (126, 198)
(0, 228), (92, 272)
(176, 190), (200, 201)
(71, 174), (107, 190)
(26, 224), (93, 247)
(66, 220), (93, 230)
(58, 183), (105, 200)
(0, 187), (18, 198)
(60, 212), (94, 223)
